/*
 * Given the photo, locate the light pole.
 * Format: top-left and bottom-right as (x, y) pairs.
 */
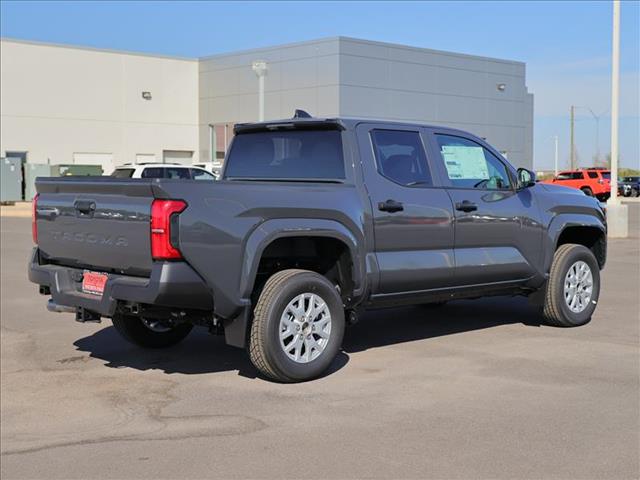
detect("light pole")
(609, 0), (620, 204)
(606, 0), (628, 239)
(251, 60), (268, 122)
(576, 106), (608, 165)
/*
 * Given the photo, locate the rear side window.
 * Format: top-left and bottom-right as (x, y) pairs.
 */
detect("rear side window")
(572, 172), (584, 179)
(111, 168), (134, 178)
(225, 130), (344, 180)
(164, 168), (191, 179)
(370, 130), (432, 186)
(588, 171), (598, 178)
(190, 169), (215, 181)
(141, 168), (165, 178)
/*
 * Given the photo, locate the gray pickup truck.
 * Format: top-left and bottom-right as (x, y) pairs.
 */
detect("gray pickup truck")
(29, 112), (607, 382)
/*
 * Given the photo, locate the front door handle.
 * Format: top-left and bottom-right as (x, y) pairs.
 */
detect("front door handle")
(378, 199), (404, 213)
(455, 200), (478, 212)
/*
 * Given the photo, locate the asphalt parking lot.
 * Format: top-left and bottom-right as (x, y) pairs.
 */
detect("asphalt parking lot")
(1, 207), (639, 479)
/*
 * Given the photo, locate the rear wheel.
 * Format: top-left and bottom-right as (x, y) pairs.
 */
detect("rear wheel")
(249, 269), (345, 382)
(112, 314), (193, 348)
(542, 244), (600, 327)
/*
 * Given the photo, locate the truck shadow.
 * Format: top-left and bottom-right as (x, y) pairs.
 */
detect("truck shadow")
(73, 296), (540, 379)
(343, 296), (541, 354)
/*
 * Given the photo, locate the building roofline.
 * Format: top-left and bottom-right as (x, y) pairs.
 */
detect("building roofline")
(0, 37), (198, 62)
(198, 35), (525, 66)
(336, 36), (525, 66)
(1, 35), (525, 67)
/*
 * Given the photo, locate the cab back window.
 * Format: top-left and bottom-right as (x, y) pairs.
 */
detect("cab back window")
(225, 130), (344, 181)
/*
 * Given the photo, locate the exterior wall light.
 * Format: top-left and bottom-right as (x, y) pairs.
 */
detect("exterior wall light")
(142, 91), (152, 100)
(497, 83), (506, 92)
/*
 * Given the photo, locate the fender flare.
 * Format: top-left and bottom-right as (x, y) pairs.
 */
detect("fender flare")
(543, 214), (606, 274)
(239, 218), (365, 302)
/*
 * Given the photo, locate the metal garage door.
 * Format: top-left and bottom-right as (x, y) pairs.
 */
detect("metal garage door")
(162, 150), (193, 165)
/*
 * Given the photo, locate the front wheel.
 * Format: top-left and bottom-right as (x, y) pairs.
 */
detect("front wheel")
(249, 269), (345, 382)
(542, 244), (600, 327)
(112, 314), (193, 348)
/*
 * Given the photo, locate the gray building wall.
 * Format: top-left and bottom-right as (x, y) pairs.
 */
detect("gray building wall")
(199, 37), (533, 169)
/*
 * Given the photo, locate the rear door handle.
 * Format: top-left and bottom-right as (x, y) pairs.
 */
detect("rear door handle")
(378, 199), (404, 213)
(455, 200), (478, 212)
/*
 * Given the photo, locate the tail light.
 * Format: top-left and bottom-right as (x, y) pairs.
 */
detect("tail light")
(150, 199), (186, 260)
(32, 194), (39, 244)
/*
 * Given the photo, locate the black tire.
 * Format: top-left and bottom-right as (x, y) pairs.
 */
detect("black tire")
(542, 244), (600, 327)
(111, 314), (193, 348)
(249, 269), (345, 383)
(581, 187), (593, 197)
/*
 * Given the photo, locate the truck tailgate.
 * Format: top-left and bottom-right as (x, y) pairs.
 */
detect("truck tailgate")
(35, 177), (155, 276)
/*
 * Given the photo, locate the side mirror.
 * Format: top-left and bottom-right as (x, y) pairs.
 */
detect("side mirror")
(517, 168), (536, 189)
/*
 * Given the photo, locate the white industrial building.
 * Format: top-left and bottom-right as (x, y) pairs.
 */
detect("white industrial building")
(1, 36), (533, 186)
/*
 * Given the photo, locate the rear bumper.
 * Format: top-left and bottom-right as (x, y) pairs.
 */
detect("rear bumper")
(28, 248), (213, 317)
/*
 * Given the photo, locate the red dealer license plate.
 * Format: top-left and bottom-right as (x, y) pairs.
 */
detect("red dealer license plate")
(82, 271), (108, 296)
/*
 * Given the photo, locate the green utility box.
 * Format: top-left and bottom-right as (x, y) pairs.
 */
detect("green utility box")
(25, 164), (59, 201)
(57, 164), (104, 177)
(1, 157), (23, 203)
(24, 164), (104, 200)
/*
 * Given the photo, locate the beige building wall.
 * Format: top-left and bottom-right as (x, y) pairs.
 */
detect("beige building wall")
(0, 39), (199, 172)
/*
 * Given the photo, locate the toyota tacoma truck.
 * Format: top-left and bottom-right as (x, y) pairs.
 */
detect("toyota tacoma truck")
(29, 112), (607, 382)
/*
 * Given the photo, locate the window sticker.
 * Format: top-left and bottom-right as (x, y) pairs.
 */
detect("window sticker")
(441, 145), (489, 180)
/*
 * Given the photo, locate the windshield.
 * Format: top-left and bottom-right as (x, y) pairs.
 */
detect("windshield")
(224, 129), (344, 181)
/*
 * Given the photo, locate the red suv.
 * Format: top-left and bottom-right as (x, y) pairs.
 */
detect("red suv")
(543, 168), (611, 201)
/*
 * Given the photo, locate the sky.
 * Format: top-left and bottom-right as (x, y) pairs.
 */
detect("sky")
(1, 0), (638, 170)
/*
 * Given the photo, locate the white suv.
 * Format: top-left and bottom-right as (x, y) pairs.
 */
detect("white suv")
(110, 163), (216, 180)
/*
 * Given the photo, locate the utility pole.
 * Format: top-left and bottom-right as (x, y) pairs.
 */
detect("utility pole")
(610, 0), (620, 204)
(570, 105), (576, 170)
(553, 135), (559, 176)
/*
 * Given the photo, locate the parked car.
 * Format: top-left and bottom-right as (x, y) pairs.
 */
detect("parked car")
(110, 163), (216, 181)
(618, 176), (640, 197)
(541, 168), (611, 201)
(30, 112), (607, 382)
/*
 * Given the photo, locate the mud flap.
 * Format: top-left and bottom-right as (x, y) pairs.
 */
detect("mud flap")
(223, 306), (252, 348)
